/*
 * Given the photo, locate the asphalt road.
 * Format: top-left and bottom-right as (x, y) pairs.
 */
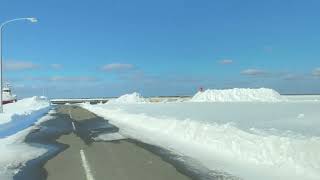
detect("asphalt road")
(36, 105), (192, 180)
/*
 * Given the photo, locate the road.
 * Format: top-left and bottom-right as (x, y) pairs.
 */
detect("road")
(20, 105), (192, 180)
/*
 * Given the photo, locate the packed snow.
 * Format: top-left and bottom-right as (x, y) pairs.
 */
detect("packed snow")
(0, 97), (51, 180)
(81, 91), (320, 180)
(107, 92), (147, 104)
(190, 88), (284, 102)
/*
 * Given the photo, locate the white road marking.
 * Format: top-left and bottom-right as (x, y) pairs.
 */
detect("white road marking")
(68, 109), (73, 119)
(72, 121), (76, 131)
(80, 149), (95, 180)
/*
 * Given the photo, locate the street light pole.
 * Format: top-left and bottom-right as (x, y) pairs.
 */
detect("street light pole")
(0, 17), (37, 113)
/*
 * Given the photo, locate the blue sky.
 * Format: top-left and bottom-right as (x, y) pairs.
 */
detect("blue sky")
(1, 0), (320, 98)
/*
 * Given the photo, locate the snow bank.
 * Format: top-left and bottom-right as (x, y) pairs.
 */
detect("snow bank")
(190, 88), (284, 102)
(0, 96), (51, 138)
(108, 92), (147, 104)
(81, 101), (320, 180)
(0, 116), (50, 180)
(0, 98), (51, 179)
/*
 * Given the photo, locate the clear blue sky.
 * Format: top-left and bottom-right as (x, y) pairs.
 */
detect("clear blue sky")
(1, 0), (320, 98)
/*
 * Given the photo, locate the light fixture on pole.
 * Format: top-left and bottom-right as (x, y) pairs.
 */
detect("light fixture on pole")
(0, 17), (38, 113)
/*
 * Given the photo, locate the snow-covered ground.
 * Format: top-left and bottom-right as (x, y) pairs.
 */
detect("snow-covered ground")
(0, 97), (51, 180)
(81, 89), (320, 180)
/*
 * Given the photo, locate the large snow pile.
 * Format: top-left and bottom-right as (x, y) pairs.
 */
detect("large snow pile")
(108, 92), (147, 104)
(0, 96), (51, 138)
(190, 88), (284, 102)
(81, 100), (320, 180)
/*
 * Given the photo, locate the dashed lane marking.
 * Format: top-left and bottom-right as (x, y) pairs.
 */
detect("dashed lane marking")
(72, 121), (76, 131)
(68, 109), (73, 119)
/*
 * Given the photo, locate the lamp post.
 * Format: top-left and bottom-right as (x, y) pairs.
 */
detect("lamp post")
(0, 17), (37, 113)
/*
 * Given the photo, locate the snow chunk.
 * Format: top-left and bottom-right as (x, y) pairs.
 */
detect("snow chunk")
(93, 132), (126, 141)
(190, 88), (284, 102)
(108, 92), (147, 104)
